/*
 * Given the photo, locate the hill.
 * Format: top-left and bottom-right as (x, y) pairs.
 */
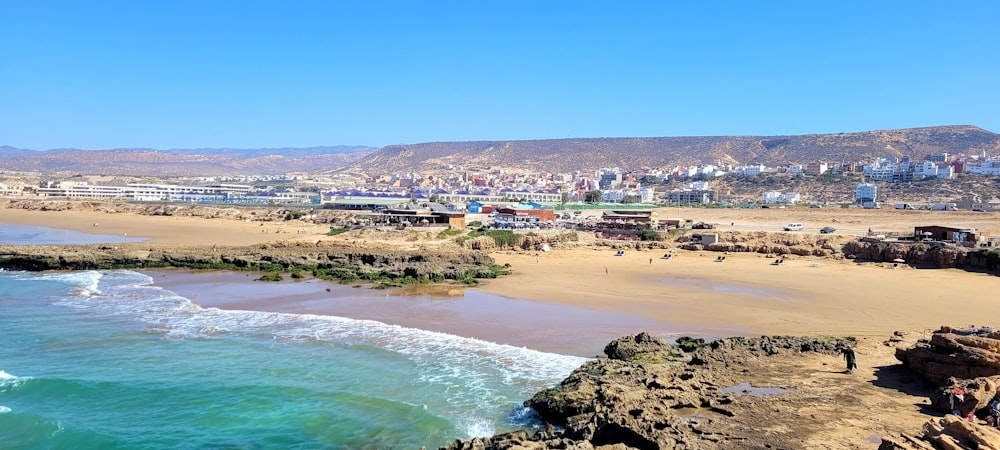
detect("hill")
(0, 146), (376, 176)
(345, 125), (1000, 174)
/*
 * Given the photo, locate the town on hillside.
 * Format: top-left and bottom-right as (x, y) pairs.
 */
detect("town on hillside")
(3, 149), (1000, 212)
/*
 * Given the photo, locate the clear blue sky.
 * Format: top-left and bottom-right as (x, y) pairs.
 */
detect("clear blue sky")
(2, 1), (998, 150)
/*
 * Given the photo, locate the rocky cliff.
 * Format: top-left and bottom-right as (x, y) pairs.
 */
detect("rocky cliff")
(843, 239), (1000, 271)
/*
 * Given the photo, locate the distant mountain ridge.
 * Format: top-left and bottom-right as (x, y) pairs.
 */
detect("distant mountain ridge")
(4, 126), (999, 177)
(0, 146), (376, 176)
(345, 125), (1000, 174)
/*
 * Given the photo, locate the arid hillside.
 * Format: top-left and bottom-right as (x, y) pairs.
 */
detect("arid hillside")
(0, 146), (375, 176)
(345, 125), (1000, 173)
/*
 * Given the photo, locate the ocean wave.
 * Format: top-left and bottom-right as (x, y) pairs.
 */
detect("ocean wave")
(33, 270), (104, 297)
(37, 269), (590, 438)
(0, 370), (29, 392)
(0, 406), (11, 414)
(52, 270), (589, 382)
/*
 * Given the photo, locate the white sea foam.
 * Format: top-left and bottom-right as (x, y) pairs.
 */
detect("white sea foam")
(34, 270), (104, 296)
(0, 370), (29, 392)
(0, 406), (11, 414)
(460, 415), (495, 438)
(47, 269), (591, 433)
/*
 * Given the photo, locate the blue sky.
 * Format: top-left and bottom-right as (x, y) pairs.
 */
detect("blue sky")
(2, 1), (998, 150)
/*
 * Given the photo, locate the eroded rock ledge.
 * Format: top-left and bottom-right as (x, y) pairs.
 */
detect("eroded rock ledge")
(442, 333), (853, 450)
(0, 241), (500, 282)
(444, 329), (1000, 450)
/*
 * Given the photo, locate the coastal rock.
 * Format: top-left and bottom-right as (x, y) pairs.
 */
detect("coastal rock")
(842, 241), (978, 269)
(0, 241), (498, 281)
(880, 415), (1000, 450)
(896, 331), (1000, 386)
(446, 334), (857, 450)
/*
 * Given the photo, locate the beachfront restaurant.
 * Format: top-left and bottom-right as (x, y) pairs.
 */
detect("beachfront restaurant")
(368, 204), (465, 229)
(913, 225), (983, 245)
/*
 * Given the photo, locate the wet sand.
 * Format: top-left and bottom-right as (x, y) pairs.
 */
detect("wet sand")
(145, 269), (738, 357)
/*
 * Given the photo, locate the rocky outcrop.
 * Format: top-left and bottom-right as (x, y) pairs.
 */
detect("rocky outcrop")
(896, 331), (1000, 386)
(672, 232), (999, 274)
(675, 230), (853, 258)
(443, 334), (854, 450)
(880, 415), (1000, 450)
(880, 329), (1000, 450)
(842, 240), (991, 270)
(0, 241), (499, 281)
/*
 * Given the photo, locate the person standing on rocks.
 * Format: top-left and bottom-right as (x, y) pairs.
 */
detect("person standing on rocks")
(840, 345), (857, 374)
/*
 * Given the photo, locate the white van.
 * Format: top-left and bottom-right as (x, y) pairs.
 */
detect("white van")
(784, 223), (803, 231)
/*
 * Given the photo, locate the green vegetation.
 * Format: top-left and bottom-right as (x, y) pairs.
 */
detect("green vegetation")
(257, 272), (283, 282)
(436, 228), (463, 239)
(283, 210), (306, 220)
(639, 230), (664, 241)
(675, 336), (705, 352)
(326, 227), (350, 236)
(457, 229), (521, 248)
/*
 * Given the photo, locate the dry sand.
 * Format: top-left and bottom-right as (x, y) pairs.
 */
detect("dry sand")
(4, 205), (1000, 342)
(479, 248), (1000, 339)
(0, 207), (326, 246)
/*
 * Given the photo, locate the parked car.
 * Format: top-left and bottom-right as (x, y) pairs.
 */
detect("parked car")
(692, 221), (715, 229)
(784, 223), (804, 231)
(819, 226), (836, 234)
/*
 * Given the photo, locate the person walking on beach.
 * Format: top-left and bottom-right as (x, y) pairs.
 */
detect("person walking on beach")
(840, 345), (857, 374)
(605, 266), (608, 276)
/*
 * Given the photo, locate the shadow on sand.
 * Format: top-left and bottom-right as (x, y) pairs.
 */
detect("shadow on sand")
(872, 363), (935, 394)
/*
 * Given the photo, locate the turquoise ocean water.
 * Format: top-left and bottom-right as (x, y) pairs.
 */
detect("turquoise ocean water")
(0, 228), (588, 449)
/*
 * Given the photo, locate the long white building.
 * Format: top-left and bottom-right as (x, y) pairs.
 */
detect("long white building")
(35, 182), (261, 202)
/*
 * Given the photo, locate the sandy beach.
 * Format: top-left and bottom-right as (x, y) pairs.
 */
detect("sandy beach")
(5, 205), (1000, 343)
(0, 207), (324, 246)
(479, 248), (1000, 338)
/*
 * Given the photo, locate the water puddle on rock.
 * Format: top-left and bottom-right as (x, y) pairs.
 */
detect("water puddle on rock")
(721, 382), (789, 396)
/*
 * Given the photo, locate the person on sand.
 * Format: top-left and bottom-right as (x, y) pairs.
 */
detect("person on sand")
(840, 345), (857, 374)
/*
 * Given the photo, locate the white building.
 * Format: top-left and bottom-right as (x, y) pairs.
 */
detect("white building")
(856, 183), (878, 205)
(602, 187), (654, 204)
(936, 165), (954, 179)
(739, 164), (767, 176)
(761, 191), (783, 203)
(761, 191), (801, 204)
(966, 159), (1000, 176)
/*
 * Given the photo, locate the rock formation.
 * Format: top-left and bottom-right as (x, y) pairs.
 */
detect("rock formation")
(881, 328), (1000, 449)
(896, 330), (1000, 386)
(0, 241), (499, 281)
(442, 333), (855, 450)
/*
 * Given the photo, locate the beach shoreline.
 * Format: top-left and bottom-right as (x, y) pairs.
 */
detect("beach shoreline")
(143, 268), (733, 357)
(4, 204), (1000, 343)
